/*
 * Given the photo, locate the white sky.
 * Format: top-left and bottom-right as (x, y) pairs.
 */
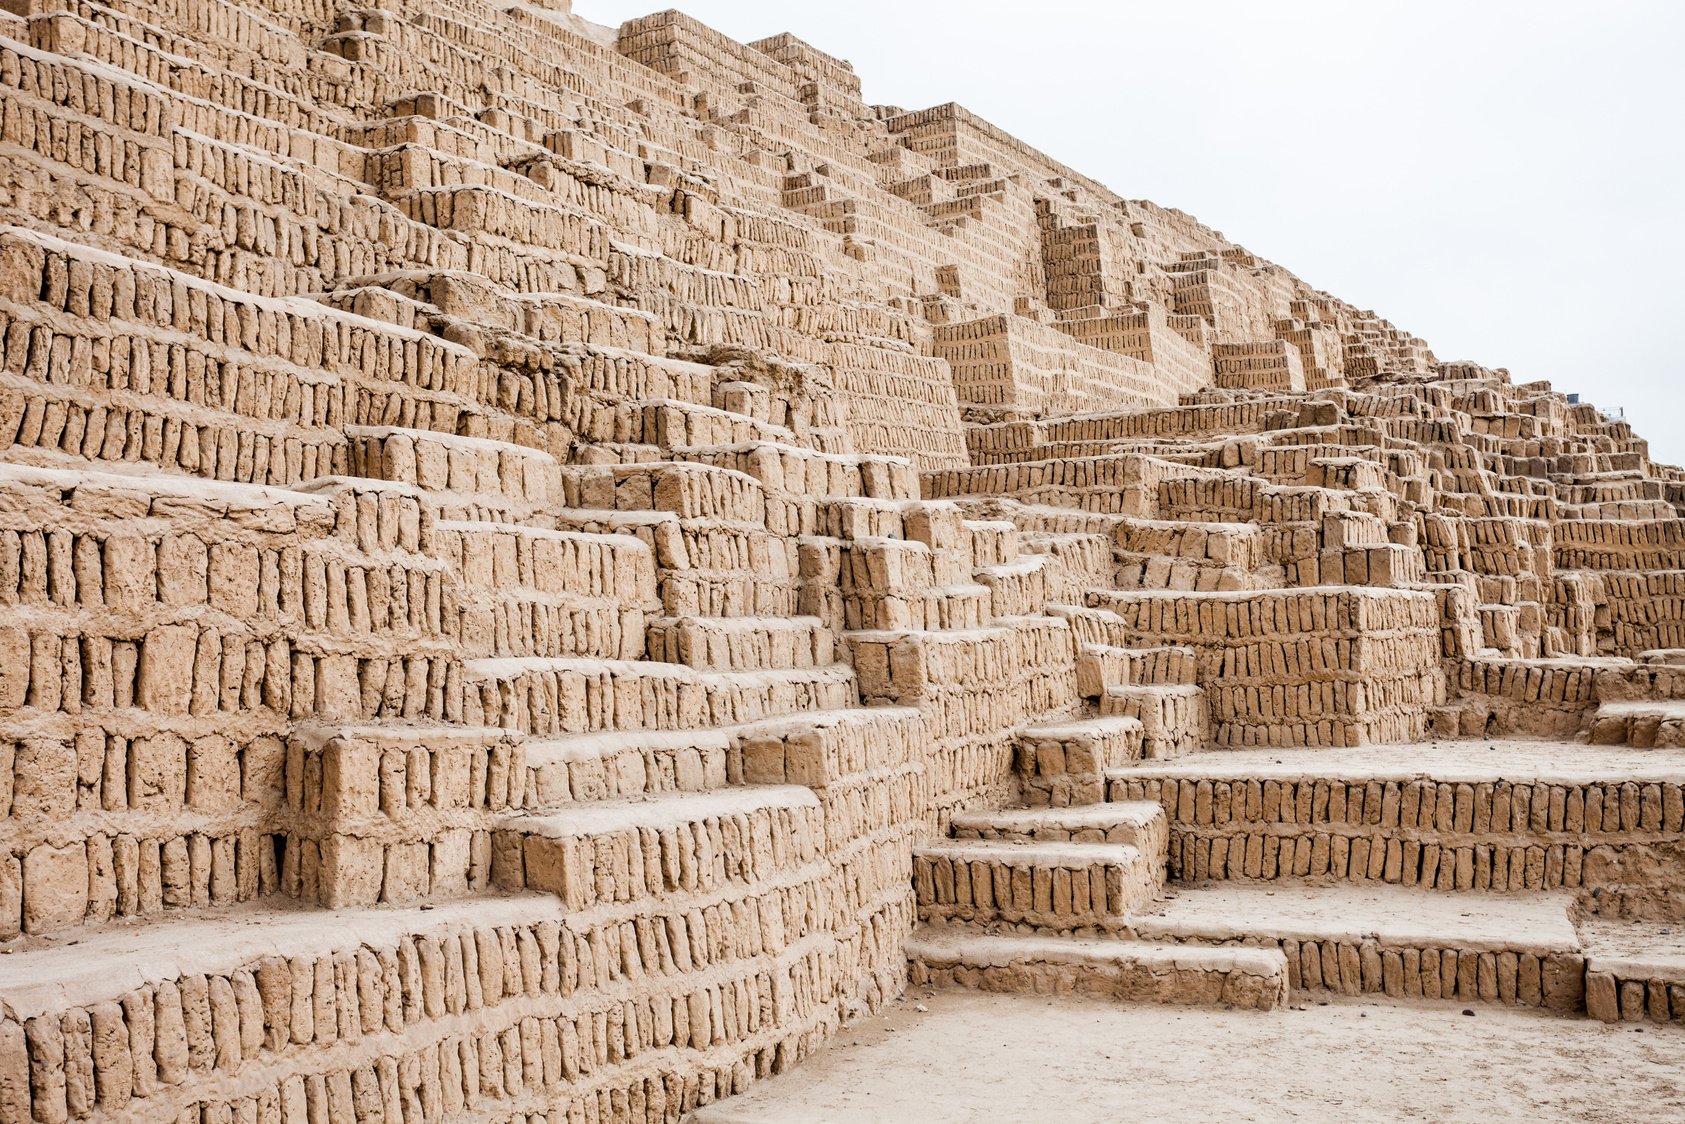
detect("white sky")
(576, 0), (1685, 463)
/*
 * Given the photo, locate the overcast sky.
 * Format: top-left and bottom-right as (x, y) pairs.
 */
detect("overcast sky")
(578, 0), (1685, 463)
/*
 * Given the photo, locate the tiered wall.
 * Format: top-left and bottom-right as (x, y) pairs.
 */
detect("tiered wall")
(1, 0), (1684, 1119)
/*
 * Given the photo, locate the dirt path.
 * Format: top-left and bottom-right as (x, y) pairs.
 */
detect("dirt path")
(692, 992), (1685, 1123)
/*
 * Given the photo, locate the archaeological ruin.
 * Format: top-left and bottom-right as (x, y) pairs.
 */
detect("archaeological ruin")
(0, 0), (1682, 1119)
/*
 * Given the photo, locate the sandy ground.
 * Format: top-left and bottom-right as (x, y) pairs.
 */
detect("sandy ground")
(691, 991), (1685, 1124)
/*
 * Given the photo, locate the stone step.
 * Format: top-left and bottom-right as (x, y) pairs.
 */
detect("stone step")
(646, 615), (836, 671)
(1476, 603), (1526, 657)
(1075, 642), (1199, 695)
(1018, 530), (1113, 603)
(461, 656), (858, 735)
(904, 928), (1286, 1011)
(912, 839), (1159, 935)
(959, 518), (1020, 566)
(582, 396), (800, 451)
(735, 705), (925, 787)
(0, 231), (487, 483)
(0, 875), (854, 1123)
(520, 702), (927, 804)
(1588, 699), (1685, 747)
(563, 461), (768, 524)
(1107, 742), (1685, 909)
(564, 344), (718, 413)
(673, 442), (916, 502)
(493, 785), (824, 910)
(1128, 884), (1585, 1011)
(521, 728), (735, 807)
(843, 583), (995, 632)
(662, 567), (805, 619)
(0, 896), (567, 1124)
(814, 496), (917, 542)
(1099, 683), (1208, 758)
(840, 537), (968, 595)
(974, 554), (1051, 618)
(433, 521), (657, 602)
(1559, 500), (1676, 521)
(542, 511), (808, 618)
(949, 802), (1167, 859)
(345, 426), (562, 523)
(433, 520), (658, 660)
(1580, 918), (1685, 1023)
(1014, 715), (1146, 806)
(1117, 553), (1257, 593)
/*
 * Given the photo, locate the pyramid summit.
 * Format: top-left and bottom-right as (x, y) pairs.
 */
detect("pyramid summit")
(0, 1), (1681, 1120)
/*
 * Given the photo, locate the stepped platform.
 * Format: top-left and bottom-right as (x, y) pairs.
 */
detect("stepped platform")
(949, 801), (1166, 851)
(1015, 714), (1146, 805)
(521, 726), (735, 803)
(1590, 699), (1685, 746)
(1, 896), (559, 1019)
(1108, 740), (1685, 909)
(0, 0), (1680, 1118)
(913, 839), (1159, 934)
(1130, 884), (1584, 1008)
(646, 614), (836, 670)
(1581, 918), (1685, 1023)
(904, 928), (1287, 1011)
(1111, 740), (1685, 785)
(461, 655), (859, 734)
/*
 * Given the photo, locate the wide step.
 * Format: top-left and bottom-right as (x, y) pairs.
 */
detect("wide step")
(1129, 884), (1585, 1010)
(913, 839), (1158, 934)
(1589, 700), (1685, 747)
(1076, 642), (1199, 695)
(1016, 715), (1145, 806)
(905, 928), (1286, 1011)
(346, 426), (562, 522)
(463, 656), (858, 734)
(521, 728), (734, 806)
(1108, 742), (1685, 897)
(646, 615), (836, 670)
(494, 786), (825, 909)
(0, 897), (565, 1124)
(1580, 918), (1685, 1023)
(1100, 683), (1208, 758)
(951, 802), (1167, 858)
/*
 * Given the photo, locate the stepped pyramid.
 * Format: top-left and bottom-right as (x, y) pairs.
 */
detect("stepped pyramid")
(0, 0), (1681, 1121)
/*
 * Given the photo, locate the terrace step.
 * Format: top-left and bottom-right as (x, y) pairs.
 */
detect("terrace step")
(584, 396), (799, 450)
(2, 896), (557, 1020)
(905, 928), (1287, 1011)
(1014, 715), (1146, 806)
(433, 520), (659, 660)
(521, 728), (735, 806)
(973, 554), (1051, 618)
(735, 704), (925, 786)
(646, 614), (837, 671)
(1580, 918), (1685, 1023)
(1128, 883), (1585, 1010)
(1099, 683), (1208, 758)
(1589, 700), (1685, 747)
(346, 426), (562, 523)
(959, 518), (1020, 565)
(493, 786), (824, 910)
(461, 656), (858, 735)
(1107, 742), (1685, 907)
(949, 801), (1168, 857)
(1075, 642), (1199, 695)
(912, 839), (1159, 935)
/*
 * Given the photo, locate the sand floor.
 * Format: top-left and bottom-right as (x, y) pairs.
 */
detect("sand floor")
(691, 991), (1685, 1123)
